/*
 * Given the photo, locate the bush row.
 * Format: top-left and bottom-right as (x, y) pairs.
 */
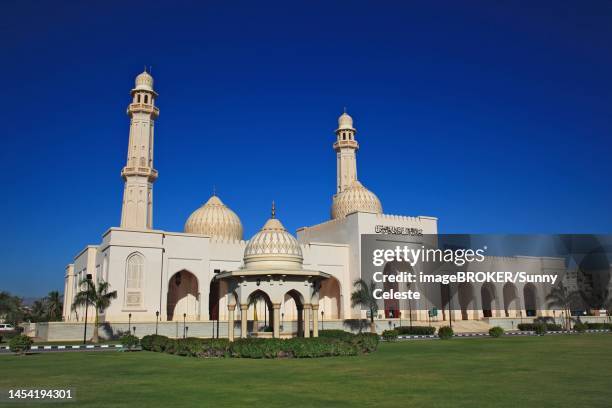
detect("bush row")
(395, 326), (436, 335)
(517, 323), (563, 332)
(139, 332), (378, 358)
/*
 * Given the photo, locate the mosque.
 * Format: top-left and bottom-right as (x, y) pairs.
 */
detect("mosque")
(60, 71), (566, 338)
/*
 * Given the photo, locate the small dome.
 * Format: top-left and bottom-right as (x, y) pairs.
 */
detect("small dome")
(244, 208), (303, 269)
(135, 70), (154, 91)
(331, 180), (383, 219)
(337, 112), (354, 130)
(184, 195), (243, 241)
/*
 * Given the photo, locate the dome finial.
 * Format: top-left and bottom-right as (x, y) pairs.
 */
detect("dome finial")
(212, 184), (216, 196)
(271, 200), (276, 219)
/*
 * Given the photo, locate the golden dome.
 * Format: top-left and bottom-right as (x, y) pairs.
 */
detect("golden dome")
(331, 180), (383, 219)
(184, 195), (243, 241)
(244, 206), (303, 269)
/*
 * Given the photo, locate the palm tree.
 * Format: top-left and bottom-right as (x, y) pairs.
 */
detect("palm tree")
(546, 282), (581, 330)
(351, 279), (379, 333)
(31, 299), (47, 322)
(72, 279), (117, 343)
(45, 291), (63, 321)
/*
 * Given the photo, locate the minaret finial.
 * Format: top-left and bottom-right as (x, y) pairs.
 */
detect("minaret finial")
(271, 201), (276, 219)
(212, 185), (216, 196)
(144, 65), (147, 73)
(343, 106), (347, 113)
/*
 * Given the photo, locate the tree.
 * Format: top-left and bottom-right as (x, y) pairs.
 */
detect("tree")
(0, 291), (24, 325)
(351, 279), (379, 333)
(45, 291), (63, 321)
(72, 279), (117, 343)
(31, 300), (47, 322)
(546, 282), (581, 330)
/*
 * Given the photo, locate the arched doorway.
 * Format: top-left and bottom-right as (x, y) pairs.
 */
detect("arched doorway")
(282, 289), (305, 336)
(523, 283), (537, 317)
(458, 283), (475, 320)
(319, 277), (341, 319)
(167, 270), (199, 321)
(247, 289), (273, 333)
(503, 283), (519, 317)
(481, 283), (496, 318)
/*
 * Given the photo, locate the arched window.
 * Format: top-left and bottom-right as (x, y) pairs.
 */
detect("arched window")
(137, 94), (141, 103)
(125, 253), (144, 307)
(144, 95), (149, 104)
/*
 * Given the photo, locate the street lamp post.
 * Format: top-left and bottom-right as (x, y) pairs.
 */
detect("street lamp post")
(82, 274), (92, 344)
(128, 313), (132, 335)
(321, 310), (324, 331)
(281, 313), (284, 332)
(155, 311), (160, 335)
(133, 326), (136, 336)
(183, 313), (187, 339)
(185, 326), (189, 338)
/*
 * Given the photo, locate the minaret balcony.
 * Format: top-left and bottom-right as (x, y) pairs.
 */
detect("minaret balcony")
(121, 166), (158, 181)
(127, 103), (160, 118)
(333, 140), (359, 151)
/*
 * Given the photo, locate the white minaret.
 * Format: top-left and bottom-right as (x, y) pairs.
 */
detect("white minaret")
(120, 69), (159, 229)
(334, 110), (359, 193)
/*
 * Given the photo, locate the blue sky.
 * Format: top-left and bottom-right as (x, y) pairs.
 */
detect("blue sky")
(1, 1), (611, 297)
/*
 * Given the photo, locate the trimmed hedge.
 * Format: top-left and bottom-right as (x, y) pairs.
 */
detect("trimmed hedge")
(141, 333), (378, 359)
(573, 322), (587, 333)
(382, 329), (398, 341)
(9, 335), (33, 354)
(396, 326), (436, 335)
(438, 326), (453, 339)
(488, 326), (504, 338)
(318, 330), (355, 340)
(120, 334), (139, 350)
(585, 323), (612, 330)
(517, 323), (563, 332)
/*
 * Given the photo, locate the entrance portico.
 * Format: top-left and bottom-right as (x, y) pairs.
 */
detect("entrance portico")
(216, 268), (330, 339)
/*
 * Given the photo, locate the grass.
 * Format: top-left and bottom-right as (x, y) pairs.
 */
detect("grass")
(1, 334), (610, 407)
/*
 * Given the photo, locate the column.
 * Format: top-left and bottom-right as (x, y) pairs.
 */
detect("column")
(312, 304), (319, 337)
(273, 303), (281, 338)
(227, 305), (235, 342)
(240, 304), (248, 338)
(304, 304), (312, 338)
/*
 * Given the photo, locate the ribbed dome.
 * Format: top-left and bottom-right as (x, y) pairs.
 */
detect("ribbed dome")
(244, 212), (303, 269)
(337, 112), (354, 130)
(331, 180), (383, 219)
(184, 195), (243, 241)
(135, 70), (154, 91)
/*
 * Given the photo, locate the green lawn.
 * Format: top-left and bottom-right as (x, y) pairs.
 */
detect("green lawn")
(1, 334), (611, 407)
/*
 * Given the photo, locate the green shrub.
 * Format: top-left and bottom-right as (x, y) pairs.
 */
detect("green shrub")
(573, 322), (587, 333)
(396, 326), (436, 335)
(585, 323), (612, 330)
(353, 332), (379, 353)
(382, 329), (398, 341)
(534, 323), (546, 335)
(488, 326), (504, 338)
(518, 323), (562, 332)
(318, 329), (355, 340)
(9, 335), (33, 354)
(120, 334), (139, 350)
(140, 334), (171, 352)
(438, 326), (453, 340)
